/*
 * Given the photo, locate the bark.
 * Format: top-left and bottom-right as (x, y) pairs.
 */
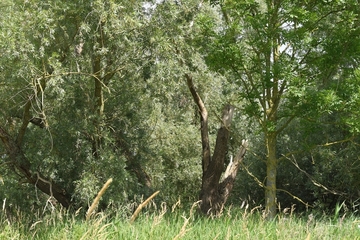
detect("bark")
(219, 139), (248, 206)
(263, 0), (281, 220)
(0, 126), (72, 208)
(265, 132), (277, 219)
(186, 74), (248, 215)
(185, 74), (211, 173)
(199, 104), (233, 214)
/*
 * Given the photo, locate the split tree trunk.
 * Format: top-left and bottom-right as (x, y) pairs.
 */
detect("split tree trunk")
(186, 74), (248, 215)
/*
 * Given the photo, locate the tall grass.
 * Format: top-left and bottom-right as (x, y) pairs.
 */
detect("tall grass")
(1, 201), (359, 240)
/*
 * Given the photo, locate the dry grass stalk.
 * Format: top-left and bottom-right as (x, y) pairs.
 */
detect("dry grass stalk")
(86, 178), (113, 221)
(129, 190), (160, 224)
(152, 202), (167, 226)
(171, 198), (181, 212)
(81, 214), (109, 240)
(173, 216), (191, 240)
(173, 200), (201, 240)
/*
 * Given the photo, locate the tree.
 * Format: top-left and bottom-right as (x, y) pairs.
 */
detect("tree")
(2, 0), (360, 218)
(144, 1), (250, 215)
(0, 0), (157, 210)
(186, 75), (248, 215)
(0, 0), (77, 208)
(0, 0), (214, 213)
(201, 0), (360, 219)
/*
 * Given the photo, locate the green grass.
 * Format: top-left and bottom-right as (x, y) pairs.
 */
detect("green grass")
(1, 203), (359, 240)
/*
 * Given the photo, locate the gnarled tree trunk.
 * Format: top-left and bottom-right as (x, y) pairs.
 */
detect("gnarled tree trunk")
(186, 74), (248, 215)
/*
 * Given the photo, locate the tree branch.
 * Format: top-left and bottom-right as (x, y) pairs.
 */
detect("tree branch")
(0, 125), (71, 208)
(219, 140), (248, 203)
(185, 73), (211, 172)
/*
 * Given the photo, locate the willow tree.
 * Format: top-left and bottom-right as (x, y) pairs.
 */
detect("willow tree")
(204, 0), (360, 218)
(0, 0), (155, 210)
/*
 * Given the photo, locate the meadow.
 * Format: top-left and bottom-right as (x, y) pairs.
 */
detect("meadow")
(1, 201), (359, 240)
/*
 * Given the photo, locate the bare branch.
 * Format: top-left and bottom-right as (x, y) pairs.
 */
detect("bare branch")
(186, 74), (211, 172)
(285, 154), (347, 196)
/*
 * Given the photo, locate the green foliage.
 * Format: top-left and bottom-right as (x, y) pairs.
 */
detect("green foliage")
(196, 0), (360, 218)
(0, 0), (213, 213)
(1, 0), (360, 220)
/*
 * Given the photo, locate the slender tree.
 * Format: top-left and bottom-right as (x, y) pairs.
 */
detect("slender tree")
(203, 0), (360, 218)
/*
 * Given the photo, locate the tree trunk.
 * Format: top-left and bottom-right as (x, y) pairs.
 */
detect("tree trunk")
(265, 132), (277, 219)
(92, 53), (103, 159)
(0, 126), (72, 208)
(186, 74), (248, 215)
(219, 139), (248, 206)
